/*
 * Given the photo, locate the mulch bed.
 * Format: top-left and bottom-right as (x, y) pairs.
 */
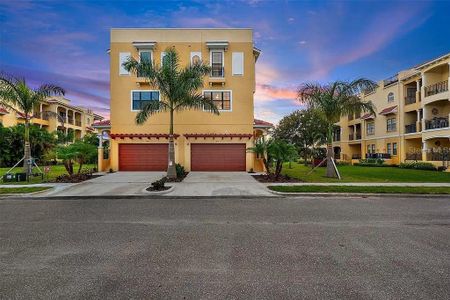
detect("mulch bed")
(252, 174), (302, 183)
(53, 173), (101, 183)
(146, 186), (171, 192)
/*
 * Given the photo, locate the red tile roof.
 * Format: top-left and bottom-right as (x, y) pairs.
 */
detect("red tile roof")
(361, 113), (375, 120)
(184, 133), (253, 139)
(254, 118), (274, 127)
(0, 108), (9, 115)
(86, 126), (95, 131)
(379, 105), (398, 115)
(110, 133), (180, 139)
(16, 112), (27, 119)
(92, 119), (111, 127)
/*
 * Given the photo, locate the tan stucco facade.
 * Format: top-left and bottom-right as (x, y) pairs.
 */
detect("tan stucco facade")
(107, 28), (261, 172)
(0, 96), (102, 139)
(334, 53), (450, 169)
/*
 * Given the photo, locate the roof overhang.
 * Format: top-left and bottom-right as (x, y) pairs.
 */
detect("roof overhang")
(253, 47), (261, 62)
(415, 53), (450, 71)
(132, 41), (157, 50)
(206, 41), (229, 50)
(379, 105), (398, 116)
(361, 113), (375, 120)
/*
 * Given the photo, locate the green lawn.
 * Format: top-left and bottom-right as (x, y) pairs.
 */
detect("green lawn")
(0, 187), (51, 194)
(269, 185), (450, 194)
(282, 162), (450, 183)
(0, 164), (96, 185)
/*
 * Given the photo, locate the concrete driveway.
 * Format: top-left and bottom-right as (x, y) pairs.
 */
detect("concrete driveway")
(167, 172), (274, 196)
(43, 172), (165, 196)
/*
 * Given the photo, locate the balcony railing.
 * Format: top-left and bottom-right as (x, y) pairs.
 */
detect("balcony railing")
(424, 80), (448, 97)
(366, 129), (375, 136)
(425, 117), (449, 130)
(426, 149), (450, 162)
(405, 95), (416, 105)
(366, 153), (391, 159)
(75, 120), (82, 127)
(406, 152), (422, 161)
(333, 135), (341, 142)
(349, 133), (361, 140)
(405, 123), (417, 134)
(210, 66), (224, 78)
(67, 118), (74, 125)
(352, 154), (362, 160)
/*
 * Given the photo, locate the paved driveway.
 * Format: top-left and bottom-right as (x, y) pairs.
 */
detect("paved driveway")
(167, 172), (274, 196)
(43, 172), (165, 196)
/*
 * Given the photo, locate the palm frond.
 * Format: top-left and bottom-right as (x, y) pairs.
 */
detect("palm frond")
(135, 100), (169, 125)
(36, 84), (65, 97)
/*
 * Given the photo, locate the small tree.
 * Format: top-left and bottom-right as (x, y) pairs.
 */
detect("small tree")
(56, 141), (97, 175)
(269, 140), (298, 180)
(247, 138), (272, 174)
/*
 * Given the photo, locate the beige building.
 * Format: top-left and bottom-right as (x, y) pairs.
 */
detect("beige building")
(334, 53), (450, 169)
(0, 96), (103, 139)
(104, 28), (271, 172)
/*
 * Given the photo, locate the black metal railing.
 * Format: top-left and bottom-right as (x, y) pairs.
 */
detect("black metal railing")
(333, 135), (341, 142)
(366, 153), (391, 159)
(405, 95), (416, 105)
(424, 80), (448, 97)
(425, 117), (449, 130)
(426, 149), (450, 161)
(352, 154), (362, 159)
(405, 123), (417, 133)
(75, 120), (82, 127)
(406, 152), (422, 161)
(67, 118), (74, 124)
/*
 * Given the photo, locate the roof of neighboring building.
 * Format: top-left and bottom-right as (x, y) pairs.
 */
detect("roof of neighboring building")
(0, 107), (9, 115)
(361, 113), (375, 120)
(414, 52), (450, 70)
(92, 119), (111, 128)
(254, 118), (274, 128)
(379, 105), (398, 115)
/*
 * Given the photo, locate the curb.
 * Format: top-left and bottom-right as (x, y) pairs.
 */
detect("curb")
(0, 187), (54, 197)
(267, 190), (450, 199)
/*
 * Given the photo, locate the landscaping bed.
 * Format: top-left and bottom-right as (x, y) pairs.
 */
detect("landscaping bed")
(269, 185), (450, 194)
(252, 174), (301, 183)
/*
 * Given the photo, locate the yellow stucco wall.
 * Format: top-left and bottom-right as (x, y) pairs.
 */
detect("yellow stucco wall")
(109, 28), (258, 171)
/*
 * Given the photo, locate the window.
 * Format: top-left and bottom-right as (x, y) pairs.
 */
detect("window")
(161, 52), (168, 66)
(131, 91), (159, 111)
(386, 118), (396, 132)
(393, 143), (397, 155)
(371, 144), (375, 153)
(232, 52), (244, 75)
(190, 52), (202, 65)
(138, 50), (152, 77)
(387, 143), (392, 154)
(366, 122), (375, 135)
(210, 51), (224, 77)
(367, 145), (371, 154)
(387, 92), (394, 102)
(119, 52), (130, 75)
(204, 90), (231, 111)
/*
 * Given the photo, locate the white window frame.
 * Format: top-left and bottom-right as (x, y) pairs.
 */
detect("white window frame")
(190, 51), (202, 65)
(232, 52), (244, 76)
(202, 89), (232, 112)
(119, 52), (131, 76)
(130, 90), (160, 112)
(138, 49), (153, 63)
(209, 50), (224, 77)
(387, 92), (395, 102)
(160, 51), (167, 66)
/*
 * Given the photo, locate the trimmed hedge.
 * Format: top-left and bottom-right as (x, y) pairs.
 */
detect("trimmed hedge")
(399, 162), (436, 171)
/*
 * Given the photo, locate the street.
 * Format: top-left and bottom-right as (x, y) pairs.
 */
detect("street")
(1, 195), (449, 299)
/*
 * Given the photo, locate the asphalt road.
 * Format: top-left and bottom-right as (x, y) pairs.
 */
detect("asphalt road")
(1, 195), (449, 299)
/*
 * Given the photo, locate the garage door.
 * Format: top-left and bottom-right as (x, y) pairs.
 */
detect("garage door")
(119, 144), (168, 171)
(191, 144), (246, 171)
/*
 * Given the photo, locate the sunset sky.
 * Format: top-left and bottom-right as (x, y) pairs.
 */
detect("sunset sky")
(1, 0), (450, 124)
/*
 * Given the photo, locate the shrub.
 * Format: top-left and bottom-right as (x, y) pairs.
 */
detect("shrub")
(399, 162), (436, 171)
(175, 163), (186, 179)
(356, 158), (386, 167)
(151, 177), (167, 191)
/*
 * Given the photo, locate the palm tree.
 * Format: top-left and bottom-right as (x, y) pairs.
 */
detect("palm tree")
(298, 79), (377, 178)
(0, 73), (65, 177)
(123, 47), (219, 178)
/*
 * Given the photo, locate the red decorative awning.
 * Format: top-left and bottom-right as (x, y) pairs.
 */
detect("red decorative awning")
(93, 119), (111, 128)
(361, 113), (375, 120)
(86, 126), (95, 132)
(110, 133), (180, 140)
(16, 112), (27, 119)
(0, 108), (9, 115)
(184, 133), (253, 139)
(253, 118), (273, 128)
(379, 105), (398, 115)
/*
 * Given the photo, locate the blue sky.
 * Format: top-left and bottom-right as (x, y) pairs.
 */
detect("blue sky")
(1, 0), (450, 124)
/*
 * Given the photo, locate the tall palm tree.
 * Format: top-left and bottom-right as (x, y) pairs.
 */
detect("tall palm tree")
(123, 47), (219, 178)
(298, 79), (377, 178)
(0, 74), (65, 177)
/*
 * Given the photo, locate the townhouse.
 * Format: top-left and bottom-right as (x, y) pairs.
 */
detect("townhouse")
(102, 28), (272, 172)
(333, 53), (450, 169)
(0, 96), (103, 139)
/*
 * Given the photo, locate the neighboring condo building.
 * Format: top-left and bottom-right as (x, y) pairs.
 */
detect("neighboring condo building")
(104, 28), (272, 172)
(333, 53), (450, 169)
(0, 96), (103, 139)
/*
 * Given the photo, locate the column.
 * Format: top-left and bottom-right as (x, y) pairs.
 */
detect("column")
(422, 106), (427, 131)
(416, 109), (421, 132)
(97, 133), (104, 172)
(422, 140), (428, 161)
(416, 80), (421, 102)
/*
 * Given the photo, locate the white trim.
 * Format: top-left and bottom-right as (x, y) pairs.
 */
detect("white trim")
(202, 89), (232, 112)
(160, 51), (167, 66)
(130, 90), (160, 112)
(209, 49), (224, 78)
(190, 51), (202, 65)
(423, 127), (450, 133)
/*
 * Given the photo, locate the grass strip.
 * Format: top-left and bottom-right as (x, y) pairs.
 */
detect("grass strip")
(269, 185), (450, 194)
(0, 187), (51, 195)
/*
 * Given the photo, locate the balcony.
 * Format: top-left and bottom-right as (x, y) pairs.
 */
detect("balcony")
(366, 129), (375, 136)
(425, 117), (449, 130)
(424, 80), (448, 97)
(426, 149), (450, 162)
(67, 117), (74, 125)
(75, 120), (82, 127)
(333, 135), (341, 142)
(366, 153), (391, 159)
(406, 152), (422, 161)
(352, 154), (362, 160)
(405, 95), (416, 105)
(405, 124), (417, 134)
(349, 133), (361, 141)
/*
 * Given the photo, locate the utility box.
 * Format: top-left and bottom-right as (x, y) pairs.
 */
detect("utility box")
(16, 173), (27, 182)
(2, 173), (16, 182)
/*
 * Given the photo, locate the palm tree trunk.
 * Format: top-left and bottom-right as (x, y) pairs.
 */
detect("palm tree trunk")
(23, 118), (32, 178)
(167, 109), (177, 179)
(326, 124), (337, 178)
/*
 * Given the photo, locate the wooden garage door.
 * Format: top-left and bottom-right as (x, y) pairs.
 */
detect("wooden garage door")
(191, 144), (246, 171)
(119, 144), (168, 171)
